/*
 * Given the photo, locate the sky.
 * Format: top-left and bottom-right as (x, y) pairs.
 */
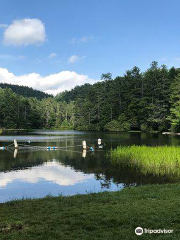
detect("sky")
(0, 0), (180, 95)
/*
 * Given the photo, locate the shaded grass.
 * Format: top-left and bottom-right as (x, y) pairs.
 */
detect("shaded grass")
(110, 145), (180, 176)
(0, 184), (180, 239)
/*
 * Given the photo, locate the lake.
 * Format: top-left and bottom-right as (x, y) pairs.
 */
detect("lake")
(0, 130), (180, 203)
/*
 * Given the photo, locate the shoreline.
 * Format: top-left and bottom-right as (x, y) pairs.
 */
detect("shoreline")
(0, 128), (160, 133)
(162, 132), (180, 135)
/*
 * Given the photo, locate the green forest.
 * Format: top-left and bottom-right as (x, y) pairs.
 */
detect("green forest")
(0, 83), (52, 100)
(1, 61), (180, 132)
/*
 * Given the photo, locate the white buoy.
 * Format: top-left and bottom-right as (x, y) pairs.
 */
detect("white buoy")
(82, 141), (87, 149)
(98, 138), (101, 145)
(14, 139), (18, 149)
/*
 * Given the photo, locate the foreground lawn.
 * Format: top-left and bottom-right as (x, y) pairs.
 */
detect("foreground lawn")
(0, 184), (180, 240)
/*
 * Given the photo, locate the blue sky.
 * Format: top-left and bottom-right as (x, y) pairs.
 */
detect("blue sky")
(0, 0), (180, 94)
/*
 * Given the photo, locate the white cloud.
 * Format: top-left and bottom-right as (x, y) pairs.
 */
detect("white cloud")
(68, 55), (85, 64)
(49, 53), (57, 59)
(0, 67), (96, 95)
(3, 18), (46, 46)
(80, 35), (94, 43)
(70, 35), (94, 44)
(0, 24), (8, 28)
(68, 55), (80, 63)
(0, 161), (93, 188)
(0, 54), (25, 60)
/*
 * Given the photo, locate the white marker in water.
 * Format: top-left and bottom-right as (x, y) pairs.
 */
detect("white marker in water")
(14, 139), (18, 149)
(82, 141), (87, 149)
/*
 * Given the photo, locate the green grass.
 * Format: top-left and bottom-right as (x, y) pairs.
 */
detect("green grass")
(110, 145), (180, 176)
(0, 184), (180, 239)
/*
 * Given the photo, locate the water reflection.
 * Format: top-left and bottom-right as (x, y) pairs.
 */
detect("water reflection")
(0, 161), (93, 188)
(1, 130), (180, 202)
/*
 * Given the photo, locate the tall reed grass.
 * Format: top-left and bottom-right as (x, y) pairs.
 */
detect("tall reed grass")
(110, 145), (180, 176)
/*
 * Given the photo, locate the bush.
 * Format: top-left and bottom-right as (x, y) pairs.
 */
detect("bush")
(105, 120), (120, 131)
(105, 120), (130, 132)
(140, 123), (148, 132)
(118, 114), (131, 131)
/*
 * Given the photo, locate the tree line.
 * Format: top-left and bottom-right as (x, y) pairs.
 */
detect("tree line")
(0, 83), (52, 100)
(0, 88), (74, 129)
(1, 61), (180, 132)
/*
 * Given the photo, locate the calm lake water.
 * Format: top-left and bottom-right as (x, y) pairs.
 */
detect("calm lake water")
(0, 130), (180, 203)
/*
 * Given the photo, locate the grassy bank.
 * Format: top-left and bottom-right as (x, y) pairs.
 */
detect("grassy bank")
(0, 184), (180, 239)
(110, 145), (180, 176)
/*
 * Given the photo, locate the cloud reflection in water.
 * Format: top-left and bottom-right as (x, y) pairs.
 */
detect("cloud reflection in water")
(0, 160), (93, 188)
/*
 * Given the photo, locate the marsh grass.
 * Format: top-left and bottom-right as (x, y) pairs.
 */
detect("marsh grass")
(110, 145), (180, 176)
